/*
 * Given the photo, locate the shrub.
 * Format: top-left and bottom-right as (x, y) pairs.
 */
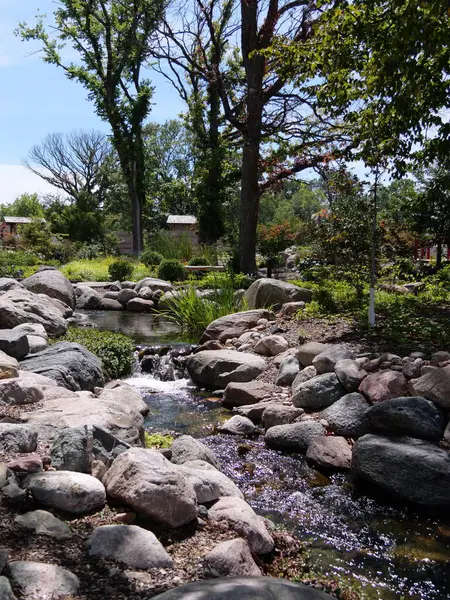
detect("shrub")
(144, 432), (174, 449)
(57, 327), (134, 379)
(188, 256), (210, 266)
(158, 259), (186, 282)
(60, 257), (151, 282)
(108, 259), (134, 281)
(141, 250), (163, 267)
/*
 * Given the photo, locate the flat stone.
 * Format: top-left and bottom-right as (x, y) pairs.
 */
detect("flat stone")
(15, 510), (73, 540)
(186, 350), (266, 390)
(262, 405), (303, 430)
(223, 381), (277, 407)
(87, 524), (173, 569)
(6, 561), (79, 599)
(265, 421), (325, 452)
(306, 436), (352, 470)
(0, 378), (44, 406)
(204, 538), (261, 577)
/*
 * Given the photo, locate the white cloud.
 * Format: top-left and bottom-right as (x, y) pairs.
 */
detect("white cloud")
(0, 164), (59, 205)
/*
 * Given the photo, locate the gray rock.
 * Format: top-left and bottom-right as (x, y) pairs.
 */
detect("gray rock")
(297, 342), (329, 367)
(431, 351), (450, 366)
(218, 415), (256, 435)
(444, 421), (450, 444)
(15, 510), (73, 540)
(100, 298), (123, 310)
(151, 577), (334, 600)
(291, 366), (317, 388)
(279, 302), (306, 317)
(103, 291), (120, 300)
(1, 481), (26, 503)
(244, 279), (312, 310)
(0, 330), (29, 360)
(76, 287), (103, 309)
(292, 373), (346, 410)
(254, 335), (289, 356)
(178, 460), (244, 503)
(117, 288), (137, 305)
(366, 396), (445, 441)
(170, 435), (220, 469)
(0, 424), (37, 453)
(127, 297), (155, 312)
(0, 289), (68, 335)
(261, 404), (303, 430)
(334, 359), (366, 392)
(359, 370), (408, 403)
(0, 549), (7, 574)
(352, 434), (450, 506)
(276, 355), (300, 386)
(0, 576), (16, 600)
(306, 436), (352, 470)
(205, 538), (261, 577)
(200, 310), (275, 343)
(0, 463), (8, 488)
(104, 448), (198, 527)
(208, 497), (274, 554)
(408, 365), (450, 410)
(320, 393), (370, 437)
(186, 350), (266, 390)
(22, 270), (75, 311)
(20, 342), (104, 391)
(0, 351), (19, 380)
(135, 277), (172, 294)
(0, 378), (44, 406)
(233, 400), (278, 422)
(6, 561), (79, 599)
(223, 381), (277, 407)
(402, 358), (423, 379)
(26, 471), (106, 515)
(0, 278), (22, 292)
(265, 421), (325, 452)
(87, 524), (173, 569)
(137, 286), (154, 300)
(312, 345), (353, 374)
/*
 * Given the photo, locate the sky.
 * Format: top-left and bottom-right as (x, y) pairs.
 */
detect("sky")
(0, 0), (185, 204)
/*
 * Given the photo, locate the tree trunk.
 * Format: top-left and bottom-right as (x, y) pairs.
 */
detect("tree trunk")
(436, 240), (443, 270)
(239, 139), (261, 274)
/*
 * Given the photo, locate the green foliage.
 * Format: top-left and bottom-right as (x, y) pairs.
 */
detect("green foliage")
(0, 193), (45, 219)
(158, 259), (186, 282)
(0, 250), (59, 278)
(188, 256), (210, 266)
(17, 221), (60, 261)
(58, 327), (134, 379)
(144, 432), (174, 449)
(175, 271), (253, 290)
(140, 250), (163, 267)
(108, 259), (134, 282)
(257, 221), (295, 259)
(61, 257), (150, 282)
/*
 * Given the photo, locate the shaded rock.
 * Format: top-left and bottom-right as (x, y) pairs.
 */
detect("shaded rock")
(218, 415), (256, 436)
(292, 373), (345, 410)
(20, 342), (104, 391)
(186, 350), (265, 390)
(244, 279), (312, 310)
(151, 577), (334, 600)
(359, 370), (408, 403)
(6, 561), (79, 600)
(7, 455), (43, 473)
(100, 298), (123, 310)
(178, 460), (244, 503)
(205, 538), (261, 577)
(352, 434), (450, 506)
(233, 400), (277, 422)
(223, 381), (277, 408)
(0, 378), (44, 406)
(335, 359), (366, 392)
(312, 345), (353, 375)
(208, 497), (274, 554)
(87, 524), (173, 569)
(170, 435), (220, 469)
(200, 310), (275, 343)
(265, 421), (325, 452)
(137, 286), (154, 300)
(279, 302), (306, 318)
(276, 355), (300, 386)
(297, 342), (329, 367)
(103, 291), (119, 300)
(261, 404), (303, 430)
(402, 358), (423, 379)
(0, 278), (22, 292)
(431, 351), (450, 366)
(306, 436), (352, 470)
(254, 335), (289, 356)
(292, 366), (317, 388)
(0, 463), (10, 488)
(0, 288), (68, 335)
(0, 576), (16, 600)
(127, 298), (155, 312)
(26, 471), (106, 515)
(1, 481), (26, 503)
(0, 330), (29, 360)
(320, 393), (370, 437)
(104, 448), (198, 527)
(15, 510), (73, 540)
(0, 351), (19, 380)
(76, 287), (103, 309)
(444, 421), (450, 444)
(23, 270), (75, 311)
(0, 424), (37, 453)
(408, 365), (450, 410)
(117, 288), (137, 305)
(366, 396), (445, 441)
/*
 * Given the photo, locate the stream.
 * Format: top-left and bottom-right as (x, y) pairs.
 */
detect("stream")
(88, 311), (450, 600)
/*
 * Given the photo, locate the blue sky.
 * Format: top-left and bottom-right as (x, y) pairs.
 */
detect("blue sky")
(0, 0), (184, 203)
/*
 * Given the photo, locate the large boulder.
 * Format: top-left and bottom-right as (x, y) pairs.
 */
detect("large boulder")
(0, 329), (29, 360)
(408, 365), (450, 410)
(26, 471), (106, 515)
(20, 342), (104, 391)
(170, 435), (220, 468)
(22, 270), (75, 311)
(320, 393), (370, 437)
(0, 277), (22, 292)
(200, 310), (274, 343)
(0, 424), (37, 453)
(292, 373), (346, 410)
(186, 350), (265, 390)
(204, 538), (261, 577)
(223, 381), (277, 408)
(6, 561), (79, 600)
(265, 420), (325, 452)
(366, 396), (445, 441)
(87, 524), (173, 569)
(243, 279), (312, 310)
(0, 576), (16, 600)
(134, 277), (172, 294)
(352, 434), (450, 506)
(151, 577), (334, 600)
(103, 448), (198, 527)
(208, 497), (274, 554)
(306, 436), (352, 470)
(0, 288), (68, 335)
(359, 370), (408, 403)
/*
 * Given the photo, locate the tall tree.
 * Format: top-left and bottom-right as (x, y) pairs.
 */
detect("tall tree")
(18, 0), (165, 255)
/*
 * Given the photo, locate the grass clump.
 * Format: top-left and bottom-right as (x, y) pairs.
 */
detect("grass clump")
(60, 257), (152, 281)
(144, 432), (174, 449)
(57, 327), (134, 379)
